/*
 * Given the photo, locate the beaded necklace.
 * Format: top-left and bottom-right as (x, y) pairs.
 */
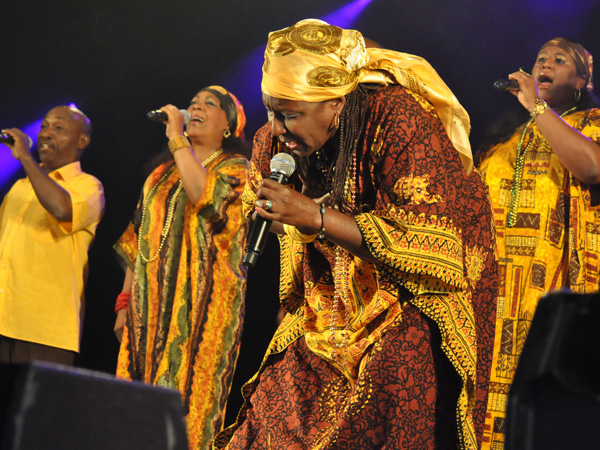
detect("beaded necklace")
(329, 116), (357, 369)
(137, 149), (223, 263)
(506, 107), (578, 227)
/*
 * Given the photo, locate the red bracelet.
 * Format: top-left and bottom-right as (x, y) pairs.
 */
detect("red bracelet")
(114, 292), (131, 313)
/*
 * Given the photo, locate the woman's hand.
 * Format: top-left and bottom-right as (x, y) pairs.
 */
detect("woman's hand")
(508, 70), (539, 112)
(254, 180), (378, 263)
(255, 179), (322, 234)
(114, 309), (127, 343)
(160, 104), (187, 141)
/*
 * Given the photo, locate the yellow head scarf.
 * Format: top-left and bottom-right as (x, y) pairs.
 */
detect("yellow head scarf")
(262, 19), (473, 174)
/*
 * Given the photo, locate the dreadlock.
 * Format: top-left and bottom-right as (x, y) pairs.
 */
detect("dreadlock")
(294, 84), (376, 214)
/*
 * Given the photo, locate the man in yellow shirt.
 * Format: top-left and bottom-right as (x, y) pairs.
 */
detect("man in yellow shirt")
(0, 105), (105, 365)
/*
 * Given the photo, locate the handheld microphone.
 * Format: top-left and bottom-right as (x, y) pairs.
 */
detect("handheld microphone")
(0, 133), (33, 149)
(147, 109), (191, 124)
(493, 79), (520, 91)
(243, 152), (296, 268)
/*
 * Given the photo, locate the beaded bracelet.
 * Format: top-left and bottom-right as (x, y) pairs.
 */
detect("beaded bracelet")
(317, 204), (326, 240)
(168, 136), (191, 155)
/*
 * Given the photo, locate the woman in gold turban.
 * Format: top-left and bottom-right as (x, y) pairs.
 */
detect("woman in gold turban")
(217, 20), (498, 450)
(478, 38), (600, 450)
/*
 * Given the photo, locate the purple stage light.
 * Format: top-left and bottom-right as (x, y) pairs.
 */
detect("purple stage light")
(0, 118), (42, 190)
(222, 0), (375, 137)
(322, 0), (374, 28)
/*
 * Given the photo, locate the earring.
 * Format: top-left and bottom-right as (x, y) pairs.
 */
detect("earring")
(328, 111), (340, 133)
(575, 89), (581, 102)
(223, 128), (231, 139)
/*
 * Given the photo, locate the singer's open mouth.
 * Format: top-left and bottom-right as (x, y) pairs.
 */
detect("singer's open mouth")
(538, 74), (553, 87)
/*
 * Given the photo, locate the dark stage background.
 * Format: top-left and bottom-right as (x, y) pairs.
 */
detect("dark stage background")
(2, 0), (599, 427)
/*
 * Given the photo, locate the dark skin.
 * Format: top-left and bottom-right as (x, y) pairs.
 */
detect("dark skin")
(1, 106), (91, 222)
(257, 93), (378, 264)
(508, 45), (600, 184)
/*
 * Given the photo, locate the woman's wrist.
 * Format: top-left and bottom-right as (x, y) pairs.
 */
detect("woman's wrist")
(168, 135), (191, 155)
(529, 98), (550, 119)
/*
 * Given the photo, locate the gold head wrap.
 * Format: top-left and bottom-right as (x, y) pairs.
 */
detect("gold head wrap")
(262, 19), (473, 174)
(540, 38), (594, 91)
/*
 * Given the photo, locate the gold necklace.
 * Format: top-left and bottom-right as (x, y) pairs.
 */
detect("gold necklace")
(137, 149), (224, 263)
(506, 107), (578, 227)
(200, 148), (223, 168)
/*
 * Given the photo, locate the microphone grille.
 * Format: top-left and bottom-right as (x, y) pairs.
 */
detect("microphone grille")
(493, 79), (508, 91)
(270, 152), (295, 177)
(181, 110), (191, 125)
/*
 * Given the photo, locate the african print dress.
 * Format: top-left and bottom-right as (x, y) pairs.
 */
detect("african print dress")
(216, 85), (498, 450)
(478, 108), (600, 450)
(115, 153), (248, 450)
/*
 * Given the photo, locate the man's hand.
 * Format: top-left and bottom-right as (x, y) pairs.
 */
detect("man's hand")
(1, 128), (33, 162)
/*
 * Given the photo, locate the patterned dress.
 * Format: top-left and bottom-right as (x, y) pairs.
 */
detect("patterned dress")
(478, 108), (600, 450)
(115, 153), (249, 450)
(215, 85), (498, 450)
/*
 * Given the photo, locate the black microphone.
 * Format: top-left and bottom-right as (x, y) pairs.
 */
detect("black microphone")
(243, 153), (296, 268)
(493, 79), (520, 91)
(0, 133), (33, 149)
(147, 109), (191, 124)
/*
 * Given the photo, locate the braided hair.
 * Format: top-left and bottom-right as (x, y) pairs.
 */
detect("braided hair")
(294, 84), (376, 214)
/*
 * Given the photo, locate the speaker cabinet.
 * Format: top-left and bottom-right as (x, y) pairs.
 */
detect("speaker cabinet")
(505, 292), (600, 450)
(0, 361), (188, 449)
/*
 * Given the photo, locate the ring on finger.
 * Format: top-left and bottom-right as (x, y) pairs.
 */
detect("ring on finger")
(265, 200), (273, 211)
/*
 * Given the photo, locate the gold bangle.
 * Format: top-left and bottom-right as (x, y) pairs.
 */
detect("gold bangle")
(168, 136), (191, 155)
(529, 98), (550, 119)
(283, 223), (317, 243)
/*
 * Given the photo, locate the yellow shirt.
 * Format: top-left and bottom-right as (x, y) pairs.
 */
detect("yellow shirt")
(0, 162), (104, 352)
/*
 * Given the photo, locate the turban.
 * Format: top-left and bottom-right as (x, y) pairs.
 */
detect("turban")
(261, 19), (474, 174)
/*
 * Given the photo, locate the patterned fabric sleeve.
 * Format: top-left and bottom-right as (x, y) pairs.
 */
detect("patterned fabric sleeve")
(355, 88), (471, 295)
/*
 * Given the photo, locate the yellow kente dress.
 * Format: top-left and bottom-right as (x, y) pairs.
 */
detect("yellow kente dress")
(478, 108), (600, 449)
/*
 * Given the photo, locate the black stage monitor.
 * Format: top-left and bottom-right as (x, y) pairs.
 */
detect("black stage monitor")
(0, 361), (188, 450)
(505, 292), (600, 450)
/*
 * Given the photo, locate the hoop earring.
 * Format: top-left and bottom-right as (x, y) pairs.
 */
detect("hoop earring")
(328, 112), (340, 133)
(223, 128), (231, 139)
(574, 89), (581, 102)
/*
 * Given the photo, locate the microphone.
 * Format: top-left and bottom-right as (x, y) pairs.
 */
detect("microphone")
(243, 152), (296, 268)
(493, 79), (520, 91)
(147, 109), (191, 124)
(0, 133), (33, 149)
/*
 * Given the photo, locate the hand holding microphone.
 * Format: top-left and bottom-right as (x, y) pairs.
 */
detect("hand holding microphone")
(0, 132), (33, 149)
(493, 79), (520, 91)
(147, 106), (192, 142)
(243, 153), (296, 268)
(494, 68), (541, 113)
(147, 109), (191, 124)
(494, 68), (534, 92)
